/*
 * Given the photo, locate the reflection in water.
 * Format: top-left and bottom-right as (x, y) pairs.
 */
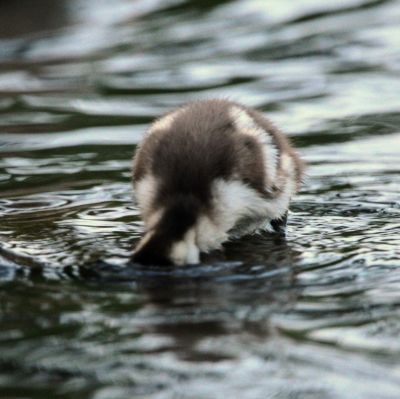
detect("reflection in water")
(1, 0), (400, 398)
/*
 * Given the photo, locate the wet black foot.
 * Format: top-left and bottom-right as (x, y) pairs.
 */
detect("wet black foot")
(270, 212), (288, 237)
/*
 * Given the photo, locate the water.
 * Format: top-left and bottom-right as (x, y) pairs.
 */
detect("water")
(1, 0), (400, 398)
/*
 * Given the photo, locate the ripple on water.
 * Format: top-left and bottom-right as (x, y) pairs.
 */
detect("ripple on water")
(1, 0), (400, 398)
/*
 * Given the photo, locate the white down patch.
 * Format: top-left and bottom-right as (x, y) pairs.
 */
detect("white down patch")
(134, 174), (160, 227)
(191, 179), (271, 250)
(195, 164), (297, 242)
(267, 152), (297, 220)
(212, 179), (269, 233)
(229, 106), (279, 185)
(169, 229), (200, 265)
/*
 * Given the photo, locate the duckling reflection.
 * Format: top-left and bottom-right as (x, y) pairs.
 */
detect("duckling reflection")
(130, 238), (302, 362)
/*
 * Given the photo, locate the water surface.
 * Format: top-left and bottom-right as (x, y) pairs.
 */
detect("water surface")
(1, 0), (400, 398)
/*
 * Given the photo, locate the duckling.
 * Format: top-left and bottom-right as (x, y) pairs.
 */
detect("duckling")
(131, 99), (304, 265)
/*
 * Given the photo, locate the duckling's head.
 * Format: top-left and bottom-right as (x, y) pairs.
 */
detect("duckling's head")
(131, 196), (201, 266)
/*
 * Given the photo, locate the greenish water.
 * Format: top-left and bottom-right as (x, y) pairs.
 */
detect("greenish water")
(1, 0), (400, 398)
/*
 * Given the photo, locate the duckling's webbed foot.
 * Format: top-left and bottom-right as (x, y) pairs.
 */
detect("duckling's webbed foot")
(270, 211), (288, 236)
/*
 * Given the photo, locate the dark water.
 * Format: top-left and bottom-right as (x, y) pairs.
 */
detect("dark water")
(1, 0), (400, 398)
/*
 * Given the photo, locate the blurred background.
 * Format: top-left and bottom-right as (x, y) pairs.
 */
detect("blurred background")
(0, 1), (399, 398)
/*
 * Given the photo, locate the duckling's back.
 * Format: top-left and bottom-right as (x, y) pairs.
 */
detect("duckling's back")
(133, 99), (278, 205)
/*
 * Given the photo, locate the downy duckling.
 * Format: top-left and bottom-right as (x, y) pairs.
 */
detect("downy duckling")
(131, 99), (304, 265)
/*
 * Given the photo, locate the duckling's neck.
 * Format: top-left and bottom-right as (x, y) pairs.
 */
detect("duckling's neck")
(132, 195), (201, 266)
